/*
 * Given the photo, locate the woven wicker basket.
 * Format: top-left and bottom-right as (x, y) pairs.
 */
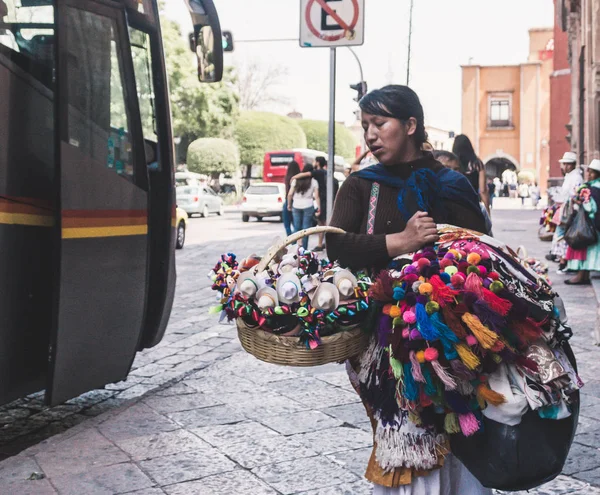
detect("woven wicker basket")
(237, 225), (370, 367)
(538, 225), (554, 242)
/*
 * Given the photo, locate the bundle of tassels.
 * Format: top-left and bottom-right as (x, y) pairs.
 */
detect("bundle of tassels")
(362, 233), (563, 441)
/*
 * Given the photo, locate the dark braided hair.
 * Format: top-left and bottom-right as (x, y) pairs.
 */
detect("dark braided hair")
(359, 85), (429, 149)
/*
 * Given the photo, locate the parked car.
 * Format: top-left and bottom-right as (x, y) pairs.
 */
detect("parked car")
(176, 185), (223, 217)
(240, 182), (286, 222)
(175, 207), (188, 249)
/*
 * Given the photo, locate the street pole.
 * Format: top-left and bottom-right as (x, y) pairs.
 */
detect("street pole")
(327, 47), (336, 224)
(406, 0), (414, 85)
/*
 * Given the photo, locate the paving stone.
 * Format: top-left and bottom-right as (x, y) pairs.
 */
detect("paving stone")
(144, 392), (222, 414)
(130, 363), (174, 378)
(311, 371), (355, 390)
(191, 421), (278, 448)
(274, 381), (360, 410)
(98, 403), (179, 441)
(184, 376), (266, 395)
(258, 410), (343, 436)
(153, 382), (197, 397)
(523, 474), (593, 494)
(227, 392), (310, 420)
(141, 371), (187, 386)
(326, 447), (372, 477)
(168, 404), (247, 429)
(295, 479), (373, 495)
(577, 415), (600, 435)
(573, 467), (600, 487)
(293, 425), (373, 455)
(163, 469), (277, 495)
(0, 455), (56, 494)
(218, 434), (317, 469)
(155, 354), (196, 366)
(115, 383), (158, 400)
(321, 402), (371, 426)
(125, 489), (165, 495)
(114, 428), (211, 461)
(35, 428), (129, 476)
(563, 442), (600, 475)
(50, 462), (154, 495)
(252, 455), (359, 495)
(177, 344), (215, 356)
(574, 429), (600, 449)
(140, 448), (235, 486)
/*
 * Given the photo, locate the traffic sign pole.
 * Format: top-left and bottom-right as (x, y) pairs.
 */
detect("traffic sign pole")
(327, 47), (336, 224)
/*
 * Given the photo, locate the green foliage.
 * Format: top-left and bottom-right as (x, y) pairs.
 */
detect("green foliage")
(159, 14), (239, 162)
(297, 120), (358, 161)
(235, 111), (307, 165)
(187, 138), (239, 175)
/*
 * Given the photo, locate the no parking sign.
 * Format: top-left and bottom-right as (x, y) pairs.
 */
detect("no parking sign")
(300, 0), (365, 47)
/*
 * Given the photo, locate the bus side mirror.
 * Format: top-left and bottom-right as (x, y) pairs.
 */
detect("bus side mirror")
(184, 0), (223, 83)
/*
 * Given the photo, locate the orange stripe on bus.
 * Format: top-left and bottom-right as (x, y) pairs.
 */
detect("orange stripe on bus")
(62, 216), (147, 228)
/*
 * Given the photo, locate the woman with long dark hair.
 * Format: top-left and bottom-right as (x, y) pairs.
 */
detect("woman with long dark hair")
(452, 134), (489, 211)
(283, 161), (301, 235)
(326, 85), (489, 494)
(287, 163), (320, 249)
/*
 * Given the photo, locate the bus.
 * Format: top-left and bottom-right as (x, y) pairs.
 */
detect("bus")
(0, 0), (223, 406)
(263, 148), (347, 183)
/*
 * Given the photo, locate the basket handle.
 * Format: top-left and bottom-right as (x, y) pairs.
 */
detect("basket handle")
(516, 245), (528, 260)
(254, 226), (346, 273)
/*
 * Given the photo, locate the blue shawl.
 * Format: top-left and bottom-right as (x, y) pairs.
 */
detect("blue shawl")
(354, 163), (483, 222)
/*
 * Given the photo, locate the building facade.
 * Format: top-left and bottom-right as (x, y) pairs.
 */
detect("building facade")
(462, 28), (554, 191)
(559, 0), (600, 165)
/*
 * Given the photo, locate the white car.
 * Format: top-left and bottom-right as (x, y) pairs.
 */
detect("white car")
(240, 182), (286, 222)
(176, 185), (223, 218)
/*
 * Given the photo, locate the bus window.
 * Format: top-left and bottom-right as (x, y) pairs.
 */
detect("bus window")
(64, 7), (135, 180)
(129, 27), (159, 171)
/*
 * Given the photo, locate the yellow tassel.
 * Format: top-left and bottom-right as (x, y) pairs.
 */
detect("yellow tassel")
(444, 412), (461, 434)
(455, 343), (481, 370)
(462, 313), (498, 349)
(477, 383), (506, 406)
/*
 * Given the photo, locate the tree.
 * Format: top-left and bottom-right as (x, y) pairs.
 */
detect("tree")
(187, 138), (240, 189)
(235, 111), (307, 183)
(297, 120), (358, 162)
(234, 59), (290, 111)
(159, 14), (239, 163)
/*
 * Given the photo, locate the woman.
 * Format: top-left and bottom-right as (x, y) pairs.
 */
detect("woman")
(565, 159), (600, 285)
(326, 85), (488, 494)
(287, 164), (320, 250)
(283, 161), (301, 236)
(452, 135), (489, 212)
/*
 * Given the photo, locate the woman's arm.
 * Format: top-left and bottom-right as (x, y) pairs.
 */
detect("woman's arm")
(287, 183), (295, 210)
(291, 171), (311, 182)
(477, 164), (490, 212)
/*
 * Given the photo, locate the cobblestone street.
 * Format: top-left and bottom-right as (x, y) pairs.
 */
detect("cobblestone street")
(1, 209), (600, 494)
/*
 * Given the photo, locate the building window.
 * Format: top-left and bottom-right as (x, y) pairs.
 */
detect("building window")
(488, 94), (512, 128)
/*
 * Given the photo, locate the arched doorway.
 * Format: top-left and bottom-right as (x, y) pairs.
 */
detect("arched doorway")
(484, 157), (517, 179)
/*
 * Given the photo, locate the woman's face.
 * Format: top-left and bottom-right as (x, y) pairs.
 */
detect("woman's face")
(588, 169), (600, 181)
(362, 112), (416, 165)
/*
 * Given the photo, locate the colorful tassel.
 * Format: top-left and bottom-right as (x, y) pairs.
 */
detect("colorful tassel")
(441, 306), (467, 339)
(389, 350), (404, 381)
(422, 366), (437, 396)
(459, 412), (481, 436)
(481, 288), (512, 316)
(431, 359), (457, 390)
(462, 313), (498, 349)
(476, 383), (506, 406)
(464, 272), (483, 297)
(450, 359), (476, 380)
(403, 363), (419, 401)
(409, 351), (426, 383)
(455, 378), (475, 396)
(444, 412), (461, 434)
(512, 318), (544, 346)
(416, 303), (440, 341)
(430, 313), (459, 344)
(455, 342), (481, 370)
(429, 275), (458, 305)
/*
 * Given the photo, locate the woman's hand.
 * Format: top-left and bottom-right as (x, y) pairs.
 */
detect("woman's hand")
(386, 211), (438, 256)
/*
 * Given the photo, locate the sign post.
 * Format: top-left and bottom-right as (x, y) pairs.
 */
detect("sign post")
(300, 0), (365, 223)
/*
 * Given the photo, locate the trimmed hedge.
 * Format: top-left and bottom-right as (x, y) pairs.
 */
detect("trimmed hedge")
(297, 119), (358, 162)
(187, 138), (240, 175)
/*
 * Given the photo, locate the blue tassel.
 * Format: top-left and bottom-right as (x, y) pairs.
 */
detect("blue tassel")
(430, 313), (459, 343)
(393, 287), (406, 301)
(403, 363), (419, 402)
(416, 303), (440, 341)
(422, 366), (437, 396)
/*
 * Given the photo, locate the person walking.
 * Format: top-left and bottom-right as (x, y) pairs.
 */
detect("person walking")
(287, 164), (320, 250)
(547, 151), (584, 271)
(529, 182), (541, 209)
(326, 85), (490, 494)
(452, 134), (490, 212)
(283, 161), (301, 236)
(487, 178), (496, 209)
(565, 159), (600, 285)
(518, 182), (530, 207)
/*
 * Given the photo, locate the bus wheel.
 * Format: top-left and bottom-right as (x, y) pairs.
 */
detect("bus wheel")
(176, 221), (186, 249)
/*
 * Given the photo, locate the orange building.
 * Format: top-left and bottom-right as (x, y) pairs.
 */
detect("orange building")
(461, 28), (554, 192)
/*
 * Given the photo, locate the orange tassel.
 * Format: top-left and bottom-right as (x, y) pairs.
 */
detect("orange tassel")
(481, 288), (512, 316)
(442, 306), (467, 339)
(477, 383), (506, 406)
(462, 313), (498, 349)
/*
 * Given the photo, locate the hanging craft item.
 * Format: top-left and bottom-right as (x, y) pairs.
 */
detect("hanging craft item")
(208, 226), (372, 366)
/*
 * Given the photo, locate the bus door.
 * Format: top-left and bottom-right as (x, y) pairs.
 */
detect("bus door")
(48, 0), (150, 405)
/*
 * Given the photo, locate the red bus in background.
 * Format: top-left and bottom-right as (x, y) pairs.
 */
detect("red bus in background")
(263, 149), (327, 183)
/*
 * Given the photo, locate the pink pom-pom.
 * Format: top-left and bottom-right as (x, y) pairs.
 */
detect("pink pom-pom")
(402, 328), (410, 339)
(424, 347), (439, 362)
(440, 258), (453, 269)
(466, 334), (478, 346)
(417, 258), (431, 269)
(459, 412), (481, 436)
(410, 329), (422, 340)
(403, 311), (417, 324)
(404, 273), (419, 284)
(478, 266), (488, 277)
(450, 274), (465, 287)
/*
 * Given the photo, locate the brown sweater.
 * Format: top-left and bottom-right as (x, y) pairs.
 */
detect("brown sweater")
(326, 154), (487, 269)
